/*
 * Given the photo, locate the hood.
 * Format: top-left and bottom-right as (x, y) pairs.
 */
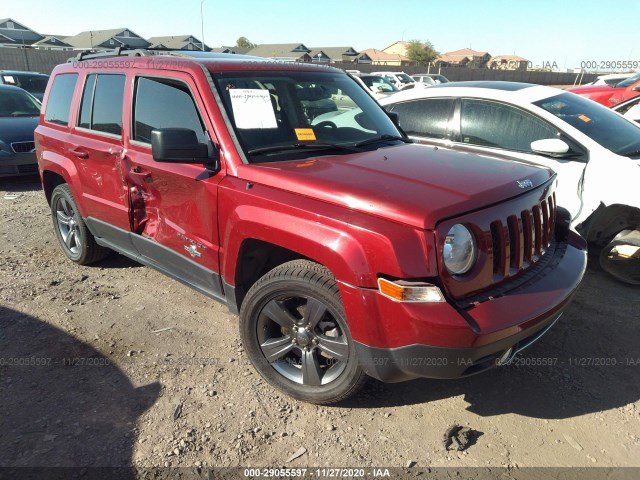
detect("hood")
(237, 144), (553, 229)
(0, 116), (39, 144)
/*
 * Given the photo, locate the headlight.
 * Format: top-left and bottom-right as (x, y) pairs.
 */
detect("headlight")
(443, 224), (476, 275)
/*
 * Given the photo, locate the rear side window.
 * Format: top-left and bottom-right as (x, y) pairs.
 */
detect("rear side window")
(388, 99), (454, 139)
(78, 74), (125, 136)
(44, 74), (78, 126)
(133, 77), (206, 144)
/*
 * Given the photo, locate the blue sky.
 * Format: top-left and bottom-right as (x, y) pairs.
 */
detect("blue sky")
(5, 0), (639, 70)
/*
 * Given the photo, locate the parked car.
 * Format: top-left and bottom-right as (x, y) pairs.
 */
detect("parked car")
(371, 71), (415, 88)
(35, 52), (586, 404)
(0, 70), (50, 101)
(0, 84), (41, 176)
(568, 72), (640, 107)
(584, 73), (635, 87)
(354, 74), (400, 97)
(612, 94), (640, 123)
(412, 73), (450, 85)
(377, 81), (640, 284)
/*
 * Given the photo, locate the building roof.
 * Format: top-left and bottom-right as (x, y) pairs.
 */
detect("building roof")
(437, 48), (490, 64)
(359, 48), (410, 63)
(0, 18), (43, 44)
(208, 46), (252, 55)
(246, 43), (311, 59)
(308, 46), (359, 60)
(382, 41), (411, 51)
(32, 35), (72, 47)
(489, 54), (529, 62)
(147, 35), (209, 50)
(64, 28), (149, 49)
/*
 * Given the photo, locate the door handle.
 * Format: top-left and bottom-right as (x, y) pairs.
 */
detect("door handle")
(130, 166), (153, 182)
(69, 148), (89, 159)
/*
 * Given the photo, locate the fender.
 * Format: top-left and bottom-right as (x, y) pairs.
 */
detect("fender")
(217, 177), (438, 289)
(37, 138), (84, 211)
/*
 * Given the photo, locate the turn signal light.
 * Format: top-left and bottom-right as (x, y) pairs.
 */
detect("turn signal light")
(377, 278), (445, 303)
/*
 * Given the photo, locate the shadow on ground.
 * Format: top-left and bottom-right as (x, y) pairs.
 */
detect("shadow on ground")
(0, 306), (160, 473)
(344, 261), (640, 418)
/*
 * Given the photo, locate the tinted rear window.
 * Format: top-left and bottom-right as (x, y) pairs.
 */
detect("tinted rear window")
(44, 74), (78, 126)
(77, 74), (125, 136)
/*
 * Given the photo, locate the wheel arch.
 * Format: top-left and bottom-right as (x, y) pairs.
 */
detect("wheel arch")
(579, 203), (640, 246)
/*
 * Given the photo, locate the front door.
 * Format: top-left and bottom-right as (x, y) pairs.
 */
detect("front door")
(124, 73), (225, 299)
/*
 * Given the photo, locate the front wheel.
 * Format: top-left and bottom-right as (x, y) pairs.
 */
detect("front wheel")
(240, 260), (367, 404)
(599, 229), (640, 284)
(50, 184), (110, 265)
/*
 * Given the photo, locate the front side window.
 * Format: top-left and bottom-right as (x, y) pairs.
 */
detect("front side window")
(44, 73), (78, 126)
(388, 99), (454, 139)
(77, 74), (125, 135)
(460, 99), (559, 152)
(133, 77), (206, 144)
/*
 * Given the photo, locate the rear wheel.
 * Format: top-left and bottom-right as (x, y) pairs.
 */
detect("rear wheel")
(240, 260), (366, 404)
(50, 184), (110, 265)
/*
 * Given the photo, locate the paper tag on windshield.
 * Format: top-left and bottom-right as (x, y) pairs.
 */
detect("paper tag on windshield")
(229, 89), (277, 129)
(2, 75), (15, 84)
(295, 128), (316, 141)
(578, 114), (591, 122)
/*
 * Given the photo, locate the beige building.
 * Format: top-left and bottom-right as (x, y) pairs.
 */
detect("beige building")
(435, 48), (491, 68)
(360, 48), (411, 66)
(382, 41), (411, 57)
(487, 55), (529, 71)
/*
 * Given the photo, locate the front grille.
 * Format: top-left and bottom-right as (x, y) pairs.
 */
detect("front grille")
(11, 141), (36, 153)
(437, 183), (558, 301)
(490, 192), (555, 280)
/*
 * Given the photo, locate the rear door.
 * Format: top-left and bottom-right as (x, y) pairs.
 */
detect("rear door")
(123, 73), (225, 299)
(71, 73), (130, 230)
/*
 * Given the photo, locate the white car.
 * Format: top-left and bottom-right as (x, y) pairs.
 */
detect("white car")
(585, 73), (636, 87)
(370, 71), (415, 89)
(612, 94), (640, 123)
(377, 81), (640, 284)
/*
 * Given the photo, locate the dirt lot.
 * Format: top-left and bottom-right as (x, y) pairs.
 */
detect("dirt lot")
(1, 176), (639, 475)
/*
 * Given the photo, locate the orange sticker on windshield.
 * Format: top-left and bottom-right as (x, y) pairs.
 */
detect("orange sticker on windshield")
(295, 128), (317, 141)
(578, 115), (591, 122)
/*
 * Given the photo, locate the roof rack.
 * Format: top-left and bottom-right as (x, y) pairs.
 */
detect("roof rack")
(69, 47), (164, 62)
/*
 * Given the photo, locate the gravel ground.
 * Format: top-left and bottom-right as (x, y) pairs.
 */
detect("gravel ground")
(1, 176), (639, 475)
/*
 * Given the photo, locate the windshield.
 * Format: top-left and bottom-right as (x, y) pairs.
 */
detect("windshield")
(616, 72), (640, 88)
(1, 73), (48, 94)
(360, 76), (399, 93)
(213, 70), (402, 163)
(397, 73), (414, 83)
(534, 92), (640, 157)
(0, 88), (42, 117)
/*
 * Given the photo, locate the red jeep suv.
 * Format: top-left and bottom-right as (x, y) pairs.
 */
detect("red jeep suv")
(35, 50), (587, 404)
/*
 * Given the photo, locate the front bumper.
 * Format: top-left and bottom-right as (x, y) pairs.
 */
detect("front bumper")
(341, 232), (587, 383)
(0, 152), (38, 177)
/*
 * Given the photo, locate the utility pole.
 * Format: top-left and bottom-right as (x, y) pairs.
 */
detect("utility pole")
(200, 0), (206, 51)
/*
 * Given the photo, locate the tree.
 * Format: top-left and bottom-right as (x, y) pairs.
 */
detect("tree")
(236, 36), (256, 49)
(406, 40), (439, 65)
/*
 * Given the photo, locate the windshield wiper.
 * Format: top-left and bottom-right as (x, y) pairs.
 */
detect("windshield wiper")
(247, 143), (361, 155)
(353, 134), (411, 148)
(620, 149), (640, 158)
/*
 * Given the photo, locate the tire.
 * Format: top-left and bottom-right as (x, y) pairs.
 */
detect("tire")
(599, 229), (640, 285)
(240, 260), (367, 404)
(50, 184), (110, 265)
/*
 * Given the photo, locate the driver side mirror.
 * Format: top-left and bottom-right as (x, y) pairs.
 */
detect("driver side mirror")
(386, 111), (401, 128)
(531, 138), (571, 157)
(151, 128), (220, 171)
(632, 85), (640, 92)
